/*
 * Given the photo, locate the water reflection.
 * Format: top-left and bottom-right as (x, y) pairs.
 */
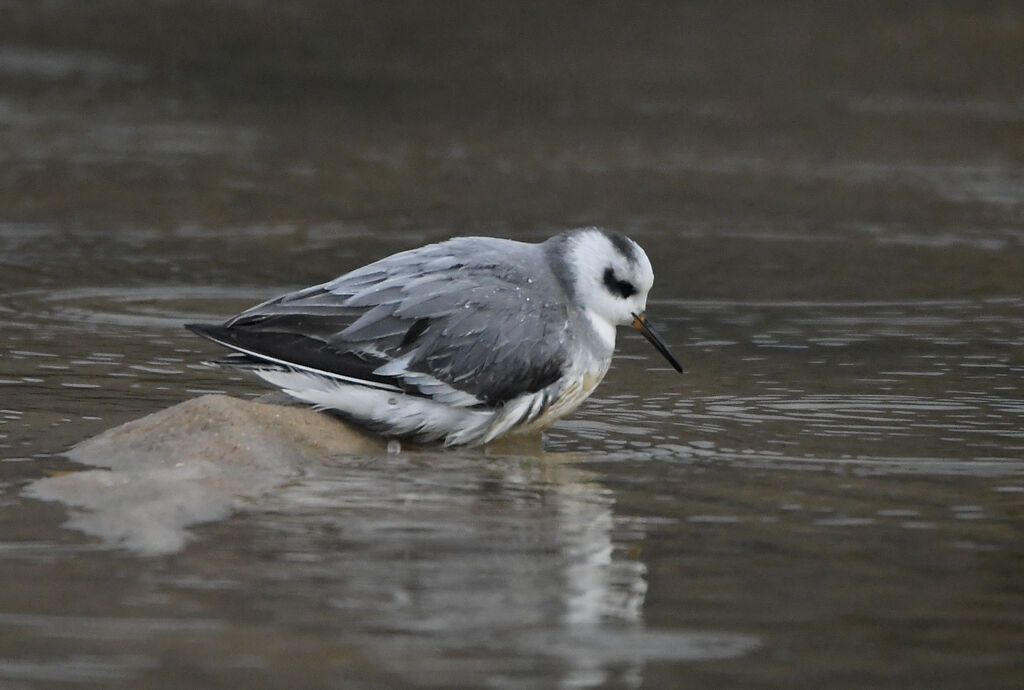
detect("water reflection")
(257, 453), (759, 687)
(21, 429), (759, 687)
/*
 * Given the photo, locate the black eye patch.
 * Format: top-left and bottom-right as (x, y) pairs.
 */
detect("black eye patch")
(603, 267), (636, 299)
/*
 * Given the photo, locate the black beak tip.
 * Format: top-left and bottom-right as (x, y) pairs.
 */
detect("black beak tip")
(632, 312), (684, 374)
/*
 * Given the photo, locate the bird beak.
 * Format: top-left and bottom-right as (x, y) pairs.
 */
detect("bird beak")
(631, 312), (683, 373)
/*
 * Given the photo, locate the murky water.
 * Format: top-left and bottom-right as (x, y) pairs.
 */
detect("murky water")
(2, 3), (1023, 688)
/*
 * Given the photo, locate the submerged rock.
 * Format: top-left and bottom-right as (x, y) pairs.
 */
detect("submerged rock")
(26, 394), (389, 555)
(68, 393), (388, 470)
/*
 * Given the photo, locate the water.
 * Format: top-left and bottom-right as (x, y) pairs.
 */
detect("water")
(1, 2), (1023, 688)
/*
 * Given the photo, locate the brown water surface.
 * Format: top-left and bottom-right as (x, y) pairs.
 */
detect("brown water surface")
(1, 3), (1023, 688)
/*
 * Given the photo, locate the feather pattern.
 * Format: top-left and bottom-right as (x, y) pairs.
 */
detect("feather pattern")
(221, 237), (573, 408)
(187, 228), (677, 446)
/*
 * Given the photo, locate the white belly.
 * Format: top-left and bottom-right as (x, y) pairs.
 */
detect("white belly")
(513, 362), (610, 435)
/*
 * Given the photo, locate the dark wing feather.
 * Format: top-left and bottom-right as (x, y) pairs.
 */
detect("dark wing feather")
(189, 237), (572, 407)
(185, 322), (400, 392)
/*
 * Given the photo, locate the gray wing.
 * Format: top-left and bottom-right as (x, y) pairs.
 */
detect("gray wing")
(192, 237), (572, 407)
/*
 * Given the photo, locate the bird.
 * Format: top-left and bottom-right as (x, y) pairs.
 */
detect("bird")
(186, 227), (682, 447)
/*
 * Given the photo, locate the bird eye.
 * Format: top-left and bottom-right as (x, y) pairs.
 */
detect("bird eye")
(603, 268), (636, 299)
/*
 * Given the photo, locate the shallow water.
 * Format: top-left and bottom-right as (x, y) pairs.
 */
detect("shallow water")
(2, 2), (1024, 688)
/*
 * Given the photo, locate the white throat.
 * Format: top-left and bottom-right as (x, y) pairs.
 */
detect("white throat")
(584, 309), (618, 353)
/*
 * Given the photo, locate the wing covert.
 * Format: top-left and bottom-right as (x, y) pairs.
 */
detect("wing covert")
(213, 237), (572, 407)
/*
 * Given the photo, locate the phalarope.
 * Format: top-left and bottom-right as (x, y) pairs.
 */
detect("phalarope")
(187, 227), (682, 446)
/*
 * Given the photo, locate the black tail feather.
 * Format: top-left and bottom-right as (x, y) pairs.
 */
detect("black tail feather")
(184, 322), (404, 393)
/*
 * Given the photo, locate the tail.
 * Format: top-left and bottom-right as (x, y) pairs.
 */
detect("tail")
(185, 322), (404, 392)
(185, 322), (233, 348)
(185, 323), (284, 370)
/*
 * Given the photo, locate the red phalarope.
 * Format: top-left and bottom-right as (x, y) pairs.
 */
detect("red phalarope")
(187, 227), (682, 446)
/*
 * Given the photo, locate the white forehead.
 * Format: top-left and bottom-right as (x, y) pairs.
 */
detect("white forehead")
(566, 228), (654, 287)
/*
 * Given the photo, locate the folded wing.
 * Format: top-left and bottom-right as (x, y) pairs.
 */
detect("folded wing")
(188, 238), (571, 409)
